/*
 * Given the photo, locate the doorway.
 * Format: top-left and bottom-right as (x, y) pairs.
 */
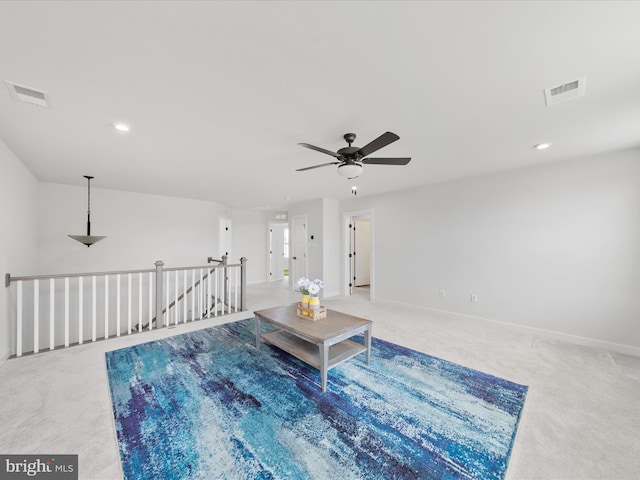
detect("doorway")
(344, 210), (373, 299)
(268, 222), (289, 281)
(290, 214), (308, 289)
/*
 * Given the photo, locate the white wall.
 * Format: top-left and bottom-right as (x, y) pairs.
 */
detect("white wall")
(37, 183), (224, 273)
(341, 148), (640, 353)
(0, 138), (38, 362)
(229, 208), (270, 284)
(6, 143), (638, 355)
(322, 198), (340, 297)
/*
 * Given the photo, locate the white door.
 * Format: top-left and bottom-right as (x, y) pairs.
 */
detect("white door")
(344, 210), (374, 297)
(268, 223), (287, 281)
(291, 214), (308, 286)
(354, 218), (371, 286)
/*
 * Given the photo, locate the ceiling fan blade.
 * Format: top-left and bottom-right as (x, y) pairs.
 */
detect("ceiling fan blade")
(298, 143), (342, 158)
(296, 161), (341, 172)
(361, 157), (411, 165)
(357, 131), (400, 157)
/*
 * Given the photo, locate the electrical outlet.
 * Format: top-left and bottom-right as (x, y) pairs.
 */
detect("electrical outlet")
(439, 289), (446, 298)
(470, 294), (478, 302)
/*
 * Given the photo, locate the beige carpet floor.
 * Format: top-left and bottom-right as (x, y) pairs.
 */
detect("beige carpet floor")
(1, 280), (639, 479)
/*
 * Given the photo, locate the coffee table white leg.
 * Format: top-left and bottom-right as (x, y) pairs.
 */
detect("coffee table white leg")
(365, 326), (372, 365)
(320, 342), (329, 392)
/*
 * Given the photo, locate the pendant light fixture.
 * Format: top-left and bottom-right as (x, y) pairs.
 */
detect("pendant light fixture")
(68, 175), (107, 247)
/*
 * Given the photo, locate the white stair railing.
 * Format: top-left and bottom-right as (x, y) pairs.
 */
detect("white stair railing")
(5, 256), (247, 357)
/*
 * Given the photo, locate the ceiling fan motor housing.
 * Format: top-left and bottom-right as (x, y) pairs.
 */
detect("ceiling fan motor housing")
(337, 146), (361, 157)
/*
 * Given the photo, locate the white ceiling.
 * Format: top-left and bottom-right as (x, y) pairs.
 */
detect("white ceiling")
(1, 1), (639, 211)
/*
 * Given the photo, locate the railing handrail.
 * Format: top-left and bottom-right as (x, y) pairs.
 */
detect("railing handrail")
(5, 263), (241, 286)
(6, 269), (155, 285)
(163, 262), (242, 272)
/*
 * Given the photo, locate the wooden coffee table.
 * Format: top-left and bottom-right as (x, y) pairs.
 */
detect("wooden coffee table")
(254, 304), (372, 392)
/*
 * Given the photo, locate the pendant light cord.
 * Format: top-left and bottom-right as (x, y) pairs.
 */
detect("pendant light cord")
(84, 175), (94, 236)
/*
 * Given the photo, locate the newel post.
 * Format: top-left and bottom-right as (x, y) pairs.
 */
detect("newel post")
(221, 255), (228, 301)
(240, 257), (247, 311)
(155, 260), (164, 327)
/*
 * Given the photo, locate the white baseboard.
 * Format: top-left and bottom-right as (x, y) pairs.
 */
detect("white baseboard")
(373, 298), (640, 358)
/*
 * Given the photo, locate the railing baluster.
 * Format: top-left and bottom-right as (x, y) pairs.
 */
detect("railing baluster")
(225, 269), (231, 313)
(148, 272), (153, 331)
(92, 275), (97, 342)
(199, 269), (203, 320)
(207, 268), (212, 318)
(138, 273), (143, 332)
(165, 271), (169, 327)
(182, 268), (187, 323)
(214, 268), (219, 317)
(50, 278), (55, 350)
(202, 271), (206, 318)
(220, 267), (225, 316)
(234, 267), (238, 313)
(33, 279), (39, 354)
(78, 277), (83, 345)
(104, 275), (109, 339)
(127, 273), (132, 335)
(174, 270), (179, 325)
(191, 269), (195, 321)
(64, 278), (69, 347)
(116, 274), (121, 337)
(16, 281), (23, 357)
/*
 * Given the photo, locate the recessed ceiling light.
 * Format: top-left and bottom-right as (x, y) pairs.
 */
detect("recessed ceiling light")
(534, 143), (551, 150)
(114, 123), (130, 132)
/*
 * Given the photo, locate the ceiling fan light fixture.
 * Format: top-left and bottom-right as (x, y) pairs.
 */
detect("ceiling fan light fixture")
(338, 163), (363, 178)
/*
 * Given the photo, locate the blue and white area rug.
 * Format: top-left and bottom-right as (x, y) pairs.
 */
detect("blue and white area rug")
(106, 319), (527, 480)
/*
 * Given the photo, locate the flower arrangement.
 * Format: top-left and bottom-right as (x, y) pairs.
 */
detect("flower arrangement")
(296, 277), (324, 297)
(296, 277), (324, 314)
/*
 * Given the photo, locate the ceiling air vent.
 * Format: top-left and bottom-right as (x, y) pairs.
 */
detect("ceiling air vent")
(5, 81), (50, 107)
(544, 76), (586, 106)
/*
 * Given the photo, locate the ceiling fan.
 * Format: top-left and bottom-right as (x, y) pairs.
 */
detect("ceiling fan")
(297, 131), (411, 179)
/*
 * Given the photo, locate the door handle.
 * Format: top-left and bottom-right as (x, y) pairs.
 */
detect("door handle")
(292, 256), (297, 260)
